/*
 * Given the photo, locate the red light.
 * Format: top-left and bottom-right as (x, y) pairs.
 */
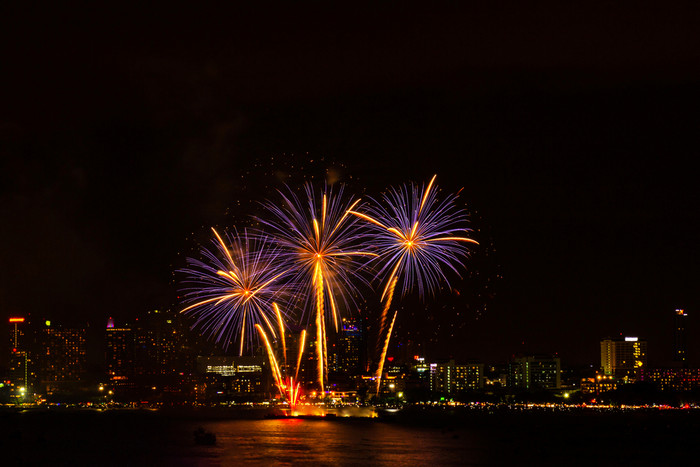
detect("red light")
(12, 348), (17, 353)
(9, 318), (25, 323)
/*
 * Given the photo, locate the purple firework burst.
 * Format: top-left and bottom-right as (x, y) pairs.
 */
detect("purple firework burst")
(178, 228), (290, 355)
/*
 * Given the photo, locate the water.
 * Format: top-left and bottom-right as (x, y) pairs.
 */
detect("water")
(2, 408), (698, 465)
(206, 418), (481, 465)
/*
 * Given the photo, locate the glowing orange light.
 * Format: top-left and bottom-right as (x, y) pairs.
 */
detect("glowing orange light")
(9, 318), (24, 323)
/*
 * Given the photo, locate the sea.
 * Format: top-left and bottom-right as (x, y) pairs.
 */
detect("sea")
(2, 406), (698, 466)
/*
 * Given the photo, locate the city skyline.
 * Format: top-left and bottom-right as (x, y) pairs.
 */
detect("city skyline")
(4, 308), (693, 371)
(6, 309), (700, 407)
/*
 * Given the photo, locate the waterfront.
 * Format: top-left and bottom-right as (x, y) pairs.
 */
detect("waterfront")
(2, 407), (699, 466)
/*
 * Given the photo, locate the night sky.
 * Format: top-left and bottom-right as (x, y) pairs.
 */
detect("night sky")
(2, 4), (700, 367)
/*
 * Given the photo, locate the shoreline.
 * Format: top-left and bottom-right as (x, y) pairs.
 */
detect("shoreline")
(3, 403), (699, 421)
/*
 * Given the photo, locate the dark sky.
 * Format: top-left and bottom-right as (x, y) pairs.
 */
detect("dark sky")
(2, 3), (700, 367)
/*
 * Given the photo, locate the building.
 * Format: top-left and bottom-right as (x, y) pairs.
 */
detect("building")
(641, 368), (700, 392)
(581, 373), (619, 395)
(9, 317), (26, 352)
(509, 355), (561, 390)
(673, 309), (688, 367)
(105, 318), (135, 387)
(7, 317), (33, 401)
(412, 356), (430, 383)
(454, 363), (485, 392)
(600, 337), (647, 381)
(337, 318), (365, 376)
(299, 327), (320, 391)
(195, 355), (271, 400)
(429, 360), (484, 395)
(379, 373), (406, 398)
(134, 309), (190, 377)
(38, 321), (87, 393)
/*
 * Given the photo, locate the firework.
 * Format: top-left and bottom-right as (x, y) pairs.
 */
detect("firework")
(295, 329), (306, 381)
(256, 304), (305, 411)
(256, 323), (285, 398)
(179, 228), (290, 355)
(259, 184), (375, 393)
(349, 175), (478, 394)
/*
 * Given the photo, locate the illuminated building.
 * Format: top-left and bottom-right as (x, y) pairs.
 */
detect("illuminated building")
(580, 377), (596, 394)
(195, 356), (271, 400)
(581, 373), (618, 394)
(509, 355), (561, 390)
(484, 364), (508, 388)
(596, 374), (618, 393)
(379, 374), (406, 397)
(9, 317), (26, 351)
(38, 322), (87, 393)
(641, 368), (700, 392)
(134, 309), (190, 377)
(673, 309), (688, 367)
(600, 337), (647, 381)
(105, 318), (134, 387)
(429, 360), (484, 395)
(454, 363), (484, 392)
(7, 317), (33, 400)
(412, 356), (430, 384)
(337, 318), (365, 376)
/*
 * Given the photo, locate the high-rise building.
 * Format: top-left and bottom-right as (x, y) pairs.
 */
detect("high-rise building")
(134, 309), (190, 377)
(301, 328), (320, 390)
(7, 317), (33, 400)
(38, 321), (87, 393)
(338, 318), (364, 376)
(105, 318), (135, 387)
(600, 337), (647, 381)
(673, 309), (688, 367)
(9, 317), (25, 351)
(509, 355), (561, 390)
(429, 360), (485, 395)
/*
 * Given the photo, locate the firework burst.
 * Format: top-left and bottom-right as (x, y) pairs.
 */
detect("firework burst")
(350, 175), (478, 394)
(179, 228), (290, 355)
(259, 183), (375, 392)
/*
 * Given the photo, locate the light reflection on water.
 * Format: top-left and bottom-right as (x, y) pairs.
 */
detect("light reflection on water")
(200, 419), (482, 466)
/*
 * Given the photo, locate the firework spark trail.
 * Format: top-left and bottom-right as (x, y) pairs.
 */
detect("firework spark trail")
(349, 175), (478, 395)
(313, 262), (325, 391)
(374, 276), (397, 394)
(256, 324), (285, 398)
(259, 184), (375, 393)
(295, 329), (306, 381)
(274, 303), (287, 366)
(257, 307), (305, 411)
(179, 228), (291, 355)
(375, 310), (398, 395)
